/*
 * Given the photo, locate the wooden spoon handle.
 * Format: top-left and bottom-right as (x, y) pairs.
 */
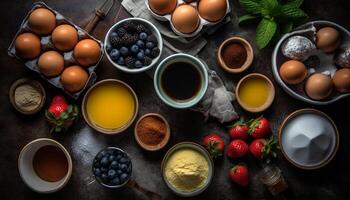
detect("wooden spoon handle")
(85, 9), (105, 33)
(127, 179), (163, 200)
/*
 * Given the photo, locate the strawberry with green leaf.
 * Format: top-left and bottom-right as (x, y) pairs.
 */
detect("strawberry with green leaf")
(229, 163), (249, 187)
(45, 95), (79, 133)
(249, 137), (279, 161)
(202, 133), (225, 158)
(228, 117), (249, 141)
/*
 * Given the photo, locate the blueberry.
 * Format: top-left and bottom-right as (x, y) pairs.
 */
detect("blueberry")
(130, 45), (139, 54)
(101, 167), (108, 172)
(120, 156), (130, 164)
(106, 44), (112, 53)
(137, 51), (145, 61)
(109, 49), (120, 61)
(113, 150), (121, 156)
(101, 173), (108, 182)
(116, 170), (123, 175)
(145, 49), (151, 56)
(96, 153), (103, 160)
(93, 168), (102, 177)
(111, 177), (120, 185)
(135, 60), (143, 68)
(117, 57), (124, 65)
(120, 164), (128, 172)
(110, 32), (118, 38)
(100, 157), (109, 166)
(120, 47), (129, 56)
(93, 161), (101, 168)
(146, 42), (155, 49)
(139, 32), (148, 41)
(120, 173), (129, 182)
(109, 155), (115, 162)
(108, 169), (117, 179)
(116, 154), (122, 161)
(136, 40), (145, 48)
(111, 161), (118, 169)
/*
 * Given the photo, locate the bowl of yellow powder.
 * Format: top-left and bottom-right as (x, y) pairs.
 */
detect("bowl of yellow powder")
(161, 142), (213, 197)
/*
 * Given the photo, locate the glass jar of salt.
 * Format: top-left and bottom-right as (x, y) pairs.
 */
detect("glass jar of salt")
(259, 165), (288, 197)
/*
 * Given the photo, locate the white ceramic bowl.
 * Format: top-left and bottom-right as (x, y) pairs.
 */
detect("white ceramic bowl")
(18, 138), (72, 193)
(104, 18), (163, 73)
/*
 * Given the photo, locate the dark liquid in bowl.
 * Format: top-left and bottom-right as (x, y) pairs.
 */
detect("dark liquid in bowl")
(161, 62), (201, 101)
(33, 145), (68, 182)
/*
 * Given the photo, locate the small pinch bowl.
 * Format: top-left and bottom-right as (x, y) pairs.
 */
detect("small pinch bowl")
(235, 73), (275, 113)
(161, 142), (214, 197)
(9, 78), (46, 114)
(104, 18), (163, 73)
(134, 113), (170, 151)
(217, 36), (254, 74)
(82, 79), (139, 135)
(18, 138), (73, 193)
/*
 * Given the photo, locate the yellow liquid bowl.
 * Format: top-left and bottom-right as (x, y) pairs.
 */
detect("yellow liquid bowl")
(236, 73), (275, 113)
(82, 79), (139, 134)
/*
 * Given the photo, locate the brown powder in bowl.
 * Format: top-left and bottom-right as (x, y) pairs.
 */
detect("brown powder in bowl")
(222, 42), (247, 69)
(136, 116), (167, 146)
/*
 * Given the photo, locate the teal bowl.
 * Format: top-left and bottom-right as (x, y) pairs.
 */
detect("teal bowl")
(154, 53), (208, 109)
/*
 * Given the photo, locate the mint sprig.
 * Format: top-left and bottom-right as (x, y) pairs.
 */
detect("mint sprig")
(239, 0), (308, 49)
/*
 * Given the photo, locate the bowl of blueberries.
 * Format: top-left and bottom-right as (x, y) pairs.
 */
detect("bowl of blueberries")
(104, 18), (163, 73)
(92, 147), (132, 188)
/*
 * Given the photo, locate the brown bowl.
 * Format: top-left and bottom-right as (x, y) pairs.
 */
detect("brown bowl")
(9, 78), (46, 115)
(134, 113), (170, 151)
(236, 73), (275, 113)
(217, 36), (254, 73)
(81, 79), (139, 135)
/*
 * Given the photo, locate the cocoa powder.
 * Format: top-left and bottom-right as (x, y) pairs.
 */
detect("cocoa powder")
(222, 43), (247, 68)
(136, 116), (166, 146)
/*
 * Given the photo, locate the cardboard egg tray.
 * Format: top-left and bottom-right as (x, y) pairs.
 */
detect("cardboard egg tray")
(8, 2), (104, 99)
(145, 0), (231, 38)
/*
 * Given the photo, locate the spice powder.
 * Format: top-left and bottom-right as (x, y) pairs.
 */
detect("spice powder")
(222, 42), (247, 69)
(136, 116), (167, 146)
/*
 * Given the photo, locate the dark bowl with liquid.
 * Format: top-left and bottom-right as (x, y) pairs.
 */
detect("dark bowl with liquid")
(154, 53), (208, 109)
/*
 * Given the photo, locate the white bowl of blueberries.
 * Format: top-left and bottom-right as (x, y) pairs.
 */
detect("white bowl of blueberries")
(92, 147), (132, 188)
(104, 18), (163, 73)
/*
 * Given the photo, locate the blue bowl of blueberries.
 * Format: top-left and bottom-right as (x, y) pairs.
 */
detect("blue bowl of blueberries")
(104, 18), (163, 73)
(92, 147), (132, 188)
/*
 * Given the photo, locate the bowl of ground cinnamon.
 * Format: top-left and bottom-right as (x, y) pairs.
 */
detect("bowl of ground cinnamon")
(217, 36), (254, 73)
(134, 113), (170, 151)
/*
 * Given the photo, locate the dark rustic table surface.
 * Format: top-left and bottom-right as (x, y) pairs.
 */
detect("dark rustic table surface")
(1, 0), (350, 200)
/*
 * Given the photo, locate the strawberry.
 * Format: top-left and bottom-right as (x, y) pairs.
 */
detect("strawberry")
(228, 118), (249, 141)
(227, 139), (248, 159)
(248, 117), (271, 139)
(45, 95), (79, 133)
(202, 133), (225, 158)
(249, 138), (278, 160)
(229, 163), (249, 187)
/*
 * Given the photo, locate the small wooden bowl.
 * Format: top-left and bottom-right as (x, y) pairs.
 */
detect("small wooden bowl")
(236, 73), (275, 113)
(9, 78), (46, 115)
(217, 36), (254, 73)
(134, 113), (170, 151)
(82, 79), (139, 135)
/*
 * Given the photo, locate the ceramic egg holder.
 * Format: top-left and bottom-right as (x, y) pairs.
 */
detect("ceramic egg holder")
(272, 21), (350, 105)
(8, 2), (104, 99)
(145, 0), (231, 38)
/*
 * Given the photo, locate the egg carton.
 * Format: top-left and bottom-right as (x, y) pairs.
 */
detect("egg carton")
(8, 1), (104, 99)
(145, 0), (231, 38)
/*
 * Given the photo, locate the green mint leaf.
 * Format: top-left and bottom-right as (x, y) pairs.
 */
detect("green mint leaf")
(256, 18), (277, 49)
(280, 22), (294, 34)
(279, 6), (307, 19)
(239, 14), (258, 24)
(239, 0), (262, 14)
(285, 0), (304, 8)
(261, 0), (279, 17)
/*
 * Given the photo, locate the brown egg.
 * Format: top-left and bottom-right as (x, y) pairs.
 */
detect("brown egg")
(279, 60), (307, 85)
(332, 68), (350, 93)
(60, 66), (88, 93)
(38, 51), (64, 77)
(52, 24), (78, 51)
(171, 5), (200, 34)
(148, 0), (177, 15)
(73, 39), (101, 66)
(15, 33), (41, 59)
(28, 8), (56, 35)
(316, 27), (340, 53)
(305, 73), (333, 100)
(198, 0), (227, 22)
